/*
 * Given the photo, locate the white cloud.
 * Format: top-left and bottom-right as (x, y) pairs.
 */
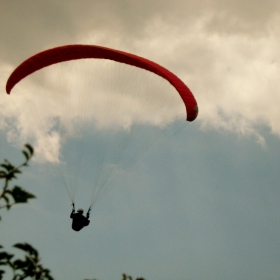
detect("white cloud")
(1, 58), (185, 163)
(1, 0), (280, 162)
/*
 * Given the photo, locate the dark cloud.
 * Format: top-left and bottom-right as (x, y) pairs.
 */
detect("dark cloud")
(2, 0), (278, 65)
(1, 0), (280, 140)
(205, 0), (280, 35)
(0, 1), (75, 63)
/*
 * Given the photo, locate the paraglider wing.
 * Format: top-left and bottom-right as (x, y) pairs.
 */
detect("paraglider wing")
(6, 45), (198, 121)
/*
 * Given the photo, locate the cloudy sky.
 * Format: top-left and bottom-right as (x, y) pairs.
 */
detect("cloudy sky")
(1, 1), (280, 280)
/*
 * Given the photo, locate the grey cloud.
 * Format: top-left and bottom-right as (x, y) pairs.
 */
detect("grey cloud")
(1, 0), (280, 143)
(205, 0), (280, 35)
(1, 0), (279, 65)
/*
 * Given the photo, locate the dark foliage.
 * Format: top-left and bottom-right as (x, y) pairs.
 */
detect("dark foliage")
(0, 243), (54, 280)
(0, 144), (35, 218)
(0, 144), (54, 279)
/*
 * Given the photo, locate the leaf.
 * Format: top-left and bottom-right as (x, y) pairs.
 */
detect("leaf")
(1, 194), (10, 205)
(8, 174), (17, 180)
(13, 243), (38, 260)
(22, 261), (36, 277)
(1, 160), (15, 172)
(0, 165), (11, 173)
(13, 259), (29, 270)
(0, 171), (7, 178)
(10, 187), (36, 203)
(0, 270), (5, 278)
(0, 252), (14, 261)
(45, 272), (55, 280)
(22, 151), (29, 161)
(24, 144), (34, 156)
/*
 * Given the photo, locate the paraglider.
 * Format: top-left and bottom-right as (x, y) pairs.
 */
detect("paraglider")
(6, 44), (198, 121)
(70, 203), (90, 231)
(6, 45), (199, 231)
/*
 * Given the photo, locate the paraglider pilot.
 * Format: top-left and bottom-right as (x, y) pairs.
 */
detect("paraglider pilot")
(70, 203), (90, 231)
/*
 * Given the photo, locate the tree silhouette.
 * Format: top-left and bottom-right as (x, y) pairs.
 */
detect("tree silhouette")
(0, 243), (54, 280)
(0, 144), (54, 280)
(0, 144), (35, 218)
(122, 273), (145, 280)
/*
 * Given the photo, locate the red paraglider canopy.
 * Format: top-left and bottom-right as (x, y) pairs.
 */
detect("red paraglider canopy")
(6, 44), (198, 121)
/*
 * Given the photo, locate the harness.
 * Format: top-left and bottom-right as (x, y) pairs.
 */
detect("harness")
(72, 203), (91, 218)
